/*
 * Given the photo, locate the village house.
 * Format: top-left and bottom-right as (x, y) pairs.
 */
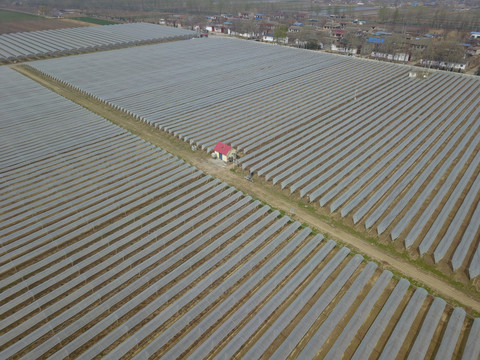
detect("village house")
(262, 34), (288, 44)
(470, 32), (480, 40)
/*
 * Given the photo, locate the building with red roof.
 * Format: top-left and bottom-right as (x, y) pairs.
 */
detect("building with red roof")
(213, 142), (236, 162)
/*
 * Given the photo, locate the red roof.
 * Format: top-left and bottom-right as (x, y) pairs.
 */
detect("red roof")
(213, 142), (232, 156)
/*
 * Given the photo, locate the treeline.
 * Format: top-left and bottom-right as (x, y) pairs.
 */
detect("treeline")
(377, 6), (480, 32)
(0, 0), (282, 13)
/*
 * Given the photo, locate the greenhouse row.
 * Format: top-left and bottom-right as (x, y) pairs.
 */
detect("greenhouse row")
(0, 22), (195, 62)
(1, 65), (479, 359)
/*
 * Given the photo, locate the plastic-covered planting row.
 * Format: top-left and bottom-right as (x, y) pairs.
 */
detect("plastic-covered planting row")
(288, 71), (462, 196)
(0, 133), (140, 190)
(240, 249), (362, 359)
(0, 160), (195, 265)
(180, 58), (401, 153)
(81, 202), (274, 360)
(274, 260), (378, 359)
(32, 39), (342, 131)
(32, 39), (295, 94)
(159, 55), (356, 133)
(0, 144), (174, 225)
(0, 67), (237, 356)
(348, 85), (473, 225)
(0, 120), (115, 171)
(28, 38), (480, 277)
(338, 88), (469, 221)
(298, 73), (460, 199)
(167, 56), (353, 141)
(30, 39), (403, 155)
(246, 72), (480, 276)
(0, 22), (195, 62)
(327, 77), (459, 213)
(361, 79), (478, 226)
(119, 238), (478, 360)
(266, 71), (449, 191)
(240, 67), (408, 175)
(0, 69), (126, 173)
(0, 184), (252, 358)
(378, 104), (480, 237)
(2, 66), (479, 359)
(241, 66), (413, 174)
(0, 136), (155, 212)
(169, 236), (338, 360)
(0, 174), (213, 304)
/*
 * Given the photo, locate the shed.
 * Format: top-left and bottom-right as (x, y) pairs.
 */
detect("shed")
(213, 142), (236, 162)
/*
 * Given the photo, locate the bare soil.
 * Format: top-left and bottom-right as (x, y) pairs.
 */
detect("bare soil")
(12, 64), (480, 315)
(0, 18), (91, 35)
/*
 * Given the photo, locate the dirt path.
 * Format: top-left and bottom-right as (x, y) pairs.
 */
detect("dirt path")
(12, 64), (480, 314)
(60, 19), (98, 27)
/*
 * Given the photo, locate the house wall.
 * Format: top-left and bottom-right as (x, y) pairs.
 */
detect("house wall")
(215, 151), (228, 162)
(263, 35), (288, 44)
(331, 44), (357, 54)
(371, 52), (410, 62)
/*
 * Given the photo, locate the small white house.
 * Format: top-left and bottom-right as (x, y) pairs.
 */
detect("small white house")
(205, 25), (231, 35)
(232, 31), (258, 39)
(262, 34), (274, 42)
(213, 142), (236, 162)
(262, 34), (288, 44)
(330, 43), (357, 55)
(371, 51), (410, 62)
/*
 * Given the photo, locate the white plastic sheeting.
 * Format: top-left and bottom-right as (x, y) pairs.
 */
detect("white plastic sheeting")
(0, 22), (194, 62)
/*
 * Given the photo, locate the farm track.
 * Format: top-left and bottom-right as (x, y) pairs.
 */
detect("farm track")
(11, 63), (480, 316)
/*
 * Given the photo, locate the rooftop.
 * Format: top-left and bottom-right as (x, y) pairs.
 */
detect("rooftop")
(213, 141), (232, 156)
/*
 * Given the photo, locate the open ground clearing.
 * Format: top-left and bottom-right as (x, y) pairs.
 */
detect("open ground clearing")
(2, 65), (480, 359)
(69, 16), (119, 25)
(0, 8), (92, 35)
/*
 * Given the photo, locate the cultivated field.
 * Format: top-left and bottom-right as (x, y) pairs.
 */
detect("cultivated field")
(0, 22), (195, 62)
(29, 38), (480, 282)
(70, 16), (119, 25)
(0, 9), (89, 35)
(1, 65), (479, 359)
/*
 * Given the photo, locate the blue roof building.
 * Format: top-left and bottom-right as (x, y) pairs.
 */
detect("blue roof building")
(367, 37), (385, 44)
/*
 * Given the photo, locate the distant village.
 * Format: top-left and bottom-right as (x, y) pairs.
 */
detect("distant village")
(30, 1), (480, 75)
(154, 8), (480, 74)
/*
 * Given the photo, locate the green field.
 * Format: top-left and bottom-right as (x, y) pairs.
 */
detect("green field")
(0, 9), (40, 23)
(71, 17), (118, 25)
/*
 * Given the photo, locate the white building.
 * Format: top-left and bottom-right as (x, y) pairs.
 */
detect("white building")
(262, 34), (288, 44)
